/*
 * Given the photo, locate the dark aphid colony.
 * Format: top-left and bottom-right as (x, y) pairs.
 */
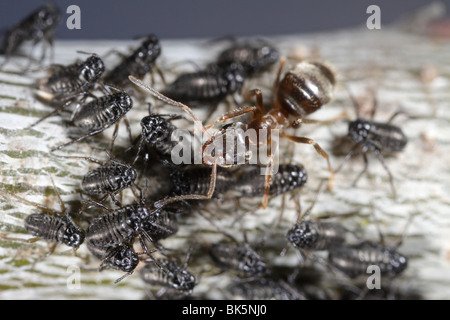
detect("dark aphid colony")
(0, 5), (419, 301)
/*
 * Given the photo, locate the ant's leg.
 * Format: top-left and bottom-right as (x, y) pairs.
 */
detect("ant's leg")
(374, 150), (397, 198)
(261, 154), (275, 209)
(154, 159), (219, 208)
(246, 88), (266, 118)
(352, 153), (369, 187)
(283, 134), (334, 189)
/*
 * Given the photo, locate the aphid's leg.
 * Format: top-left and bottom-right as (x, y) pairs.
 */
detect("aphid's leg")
(374, 150), (397, 198)
(109, 193), (122, 207)
(334, 143), (359, 174)
(283, 134), (335, 190)
(52, 153), (104, 166)
(48, 174), (66, 214)
(0, 190), (60, 215)
(0, 233), (40, 243)
(153, 64), (166, 86)
(122, 116), (133, 144)
(352, 153), (369, 187)
(110, 122), (120, 153)
(204, 105), (258, 130)
(273, 58), (286, 95)
(27, 98), (74, 129)
(153, 158), (219, 208)
(51, 128), (105, 151)
(369, 206), (385, 246)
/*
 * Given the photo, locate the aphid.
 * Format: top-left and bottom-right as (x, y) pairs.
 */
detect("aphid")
(85, 202), (163, 281)
(129, 59), (336, 209)
(233, 163), (307, 198)
(87, 242), (139, 275)
(139, 258), (196, 293)
(328, 243), (408, 279)
(214, 38), (280, 77)
(103, 34), (163, 87)
(51, 86), (133, 151)
(57, 150), (138, 204)
(0, 3), (61, 70)
(225, 277), (306, 300)
(209, 242), (267, 277)
(0, 179), (85, 250)
(35, 53), (105, 106)
(163, 63), (245, 107)
(287, 220), (346, 252)
(328, 210), (411, 279)
(131, 112), (193, 166)
(336, 88), (408, 197)
(141, 207), (179, 243)
(85, 203), (159, 251)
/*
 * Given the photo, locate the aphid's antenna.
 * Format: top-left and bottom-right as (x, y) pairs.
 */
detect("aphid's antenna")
(128, 76), (211, 139)
(76, 50), (99, 57)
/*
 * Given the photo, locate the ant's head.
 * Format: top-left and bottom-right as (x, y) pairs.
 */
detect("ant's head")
(287, 220), (318, 250)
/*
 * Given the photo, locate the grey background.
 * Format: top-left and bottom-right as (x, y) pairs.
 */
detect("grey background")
(0, 0), (442, 40)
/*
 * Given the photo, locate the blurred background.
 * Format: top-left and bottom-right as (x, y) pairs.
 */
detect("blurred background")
(0, 0), (443, 39)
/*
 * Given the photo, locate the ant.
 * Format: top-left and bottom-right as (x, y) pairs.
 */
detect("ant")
(129, 59), (336, 209)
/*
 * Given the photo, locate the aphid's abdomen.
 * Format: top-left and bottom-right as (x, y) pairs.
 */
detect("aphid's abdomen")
(73, 93), (133, 131)
(328, 244), (408, 278)
(25, 213), (66, 243)
(170, 166), (235, 198)
(140, 260), (196, 292)
(368, 121), (408, 152)
(209, 243), (266, 277)
(81, 164), (137, 195)
(226, 278), (306, 300)
(86, 205), (141, 248)
(165, 72), (226, 104)
(234, 164), (307, 197)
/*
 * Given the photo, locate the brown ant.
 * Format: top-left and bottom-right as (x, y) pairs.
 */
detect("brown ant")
(129, 59), (336, 209)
